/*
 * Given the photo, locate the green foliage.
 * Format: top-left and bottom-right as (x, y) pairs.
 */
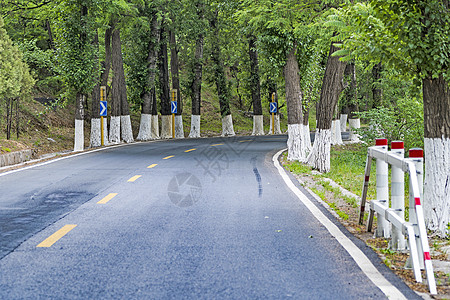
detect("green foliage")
(52, 0), (100, 95)
(0, 16), (35, 99)
(355, 96), (424, 149)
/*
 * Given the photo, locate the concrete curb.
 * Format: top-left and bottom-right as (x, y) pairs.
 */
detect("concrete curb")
(0, 149), (32, 167)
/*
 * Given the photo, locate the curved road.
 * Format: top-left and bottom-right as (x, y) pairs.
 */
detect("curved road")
(0, 135), (418, 299)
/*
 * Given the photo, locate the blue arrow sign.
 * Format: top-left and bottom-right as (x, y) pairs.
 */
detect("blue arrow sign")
(171, 101), (177, 114)
(270, 102), (278, 113)
(100, 101), (107, 116)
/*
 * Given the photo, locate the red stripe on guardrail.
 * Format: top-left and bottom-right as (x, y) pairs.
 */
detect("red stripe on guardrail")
(415, 197), (421, 206)
(424, 252), (431, 261)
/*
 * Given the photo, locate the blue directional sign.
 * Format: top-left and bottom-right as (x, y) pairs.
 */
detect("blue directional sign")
(100, 101), (107, 116)
(270, 102), (278, 113)
(171, 101), (178, 114)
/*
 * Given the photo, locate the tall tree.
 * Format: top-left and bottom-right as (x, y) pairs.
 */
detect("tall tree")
(209, 8), (235, 136)
(248, 35), (264, 135)
(158, 21), (172, 139)
(54, 1), (98, 151)
(187, 0), (205, 138)
(331, 1), (450, 235)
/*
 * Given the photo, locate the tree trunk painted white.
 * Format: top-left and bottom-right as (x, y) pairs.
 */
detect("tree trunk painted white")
(331, 120), (337, 145)
(252, 115), (264, 136)
(74, 119), (84, 152)
(287, 124), (307, 161)
(102, 117), (108, 145)
(221, 114), (235, 136)
(307, 129), (332, 173)
(175, 115), (184, 138)
(121, 115), (134, 143)
(137, 113), (152, 141)
(340, 114), (347, 132)
(301, 123), (312, 155)
(160, 115), (172, 139)
(189, 115), (201, 138)
(335, 119), (343, 145)
(349, 118), (361, 142)
(268, 115), (282, 135)
(90, 118), (101, 147)
(151, 115), (160, 139)
(424, 137), (450, 236)
(109, 116), (121, 144)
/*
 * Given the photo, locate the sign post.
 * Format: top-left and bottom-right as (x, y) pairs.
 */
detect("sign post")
(270, 92), (277, 135)
(100, 86), (107, 146)
(171, 89), (177, 138)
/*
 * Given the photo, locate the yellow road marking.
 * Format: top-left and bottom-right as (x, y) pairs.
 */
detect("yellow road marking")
(211, 143), (224, 146)
(37, 225), (77, 248)
(239, 140), (252, 143)
(97, 193), (118, 204)
(128, 175), (142, 182)
(185, 148), (197, 152)
(163, 155), (174, 160)
(147, 164), (158, 168)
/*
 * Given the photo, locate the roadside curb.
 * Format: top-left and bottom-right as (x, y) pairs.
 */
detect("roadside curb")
(0, 149), (32, 168)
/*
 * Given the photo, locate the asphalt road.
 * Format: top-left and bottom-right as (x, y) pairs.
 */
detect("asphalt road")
(0, 135), (419, 299)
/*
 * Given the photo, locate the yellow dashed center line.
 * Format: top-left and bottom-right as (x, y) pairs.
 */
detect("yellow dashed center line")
(37, 225), (77, 248)
(97, 193), (118, 204)
(128, 175), (142, 182)
(147, 164), (158, 168)
(185, 148), (197, 153)
(211, 143), (224, 146)
(239, 140), (252, 143)
(163, 155), (174, 160)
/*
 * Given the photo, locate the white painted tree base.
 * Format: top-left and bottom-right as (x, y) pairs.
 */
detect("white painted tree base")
(340, 114), (347, 132)
(335, 120), (344, 145)
(349, 118), (361, 142)
(307, 129), (332, 173)
(301, 123), (312, 156)
(221, 114), (235, 137)
(287, 124), (307, 161)
(160, 115), (172, 139)
(189, 115), (201, 138)
(252, 115), (264, 136)
(74, 119), (84, 152)
(102, 118), (108, 145)
(424, 137), (450, 237)
(121, 115), (134, 143)
(268, 115), (282, 135)
(175, 115), (184, 138)
(109, 116), (121, 144)
(137, 113), (152, 141)
(151, 115), (160, 139)
(90, 118), (101, 147)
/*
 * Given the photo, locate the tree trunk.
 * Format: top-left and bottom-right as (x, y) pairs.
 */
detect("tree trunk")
(137, 14), (159, 141)
(372, 62), (382, 108)
(90, 31), (101, 147)
(6, 98), (11, 140)
(422, 74), (450, 236)
(209, 10), (234, 136)
(307, 42), (347, 172)
(15, 98), (19, 139)
(249, 35), (263, 135)
(158, 23), (171, 139)
(46, 19), (55, 50)
(109, 23), (121, 144)
(74, 93), (86, 151)
(170, 29), (184, 138)
(284, 46), (305, 161)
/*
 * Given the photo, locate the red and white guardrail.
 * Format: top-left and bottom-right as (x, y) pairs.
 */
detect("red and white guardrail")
(359, 139), (437, 294)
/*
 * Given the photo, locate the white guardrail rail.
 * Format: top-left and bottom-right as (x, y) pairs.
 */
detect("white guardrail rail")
(359, 138), (437, 294)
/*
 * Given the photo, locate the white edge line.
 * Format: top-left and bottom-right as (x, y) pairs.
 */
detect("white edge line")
(273, 149), (407, 300)
(0, 143), (128, 178)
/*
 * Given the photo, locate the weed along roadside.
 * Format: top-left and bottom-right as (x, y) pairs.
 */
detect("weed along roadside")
(282, 143), (450, 298)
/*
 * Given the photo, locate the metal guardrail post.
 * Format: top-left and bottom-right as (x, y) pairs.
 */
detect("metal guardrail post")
(375, 138), (390, 238)
(390, 141), (406, 250)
